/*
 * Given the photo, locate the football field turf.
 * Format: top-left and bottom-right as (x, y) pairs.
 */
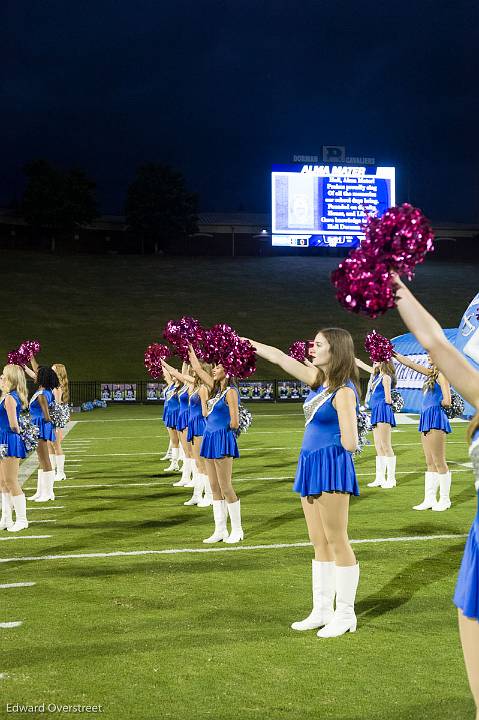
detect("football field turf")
(1, 404), (476, 720)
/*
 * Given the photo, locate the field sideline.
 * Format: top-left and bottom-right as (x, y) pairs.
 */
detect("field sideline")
(0, 404), (477, 719)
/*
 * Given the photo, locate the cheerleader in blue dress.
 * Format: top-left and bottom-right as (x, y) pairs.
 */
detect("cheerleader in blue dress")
(185, 359), (214, 507)
(28, 366), (59, 503)
(199, 364), (242, 544)
(394, 274), (479, 717)
(250, 328), (361, 638)
(394, 350), (452, 511)
(161, 361), (196, 488)
(161, 368), (181, 473)
(357, 357), (397, 488)
(0, 365), (29, 532)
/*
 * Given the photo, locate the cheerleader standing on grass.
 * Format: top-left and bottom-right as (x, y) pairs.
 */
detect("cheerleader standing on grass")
(28, 366), (59, 503)
(199, 364), (242, 544)
(356, 357), (397, 489)
(393, 349), (452, 511)
(161, 368), (181, 472)
(393, 275), (479, 719)
(161, 361), (196, 488)
(48, 363), (69, 481)
(0, 365), (29, 532)
(249, 328), (360, 638)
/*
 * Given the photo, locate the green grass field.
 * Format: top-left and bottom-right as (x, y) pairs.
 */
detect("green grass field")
(1, 405), (477, 719)
(1, 251), (477, 379)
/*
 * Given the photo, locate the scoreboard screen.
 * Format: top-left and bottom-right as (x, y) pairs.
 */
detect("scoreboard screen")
(272, 164), (395, 248)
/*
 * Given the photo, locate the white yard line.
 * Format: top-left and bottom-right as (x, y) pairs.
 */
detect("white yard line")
(0, 622), (23, 628)
(29, 520), (57, 524)
(0, 533), (467, 565)
(0, 582), (36, 589)
(0, 535), (51, 542)
(27, 506), (64, 511)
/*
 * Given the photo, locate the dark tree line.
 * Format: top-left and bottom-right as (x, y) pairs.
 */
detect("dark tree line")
(16, 159), (198, 253)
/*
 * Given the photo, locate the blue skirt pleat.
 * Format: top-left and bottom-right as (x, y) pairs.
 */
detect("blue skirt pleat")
(200, 429), (239, 459)
(31, 417), (56, 442)
(371, 402), (396, 427)
(187, 416), (206, 443)
(176, 410), (189, 432)
(419, 407), (451, 434)
(164, 408), (179, 430)
(0, 430), (27, 459)
(454, 513), (479, 621)
(293, 444), (359, 497)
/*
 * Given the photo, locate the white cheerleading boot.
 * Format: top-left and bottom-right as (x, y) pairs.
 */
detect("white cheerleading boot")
(413, 472), (439, 510)
(0, 493), (14, 530)
(224, 499), (244, 544)
(432, 471), (452, 511)
(367, 457), (386, 487)
(7, 493), (29, 532)
(34, 470), (55, 502)
(382, 456), (397, 489)
(184, 469), (205, 506)
(291, 560), (335, 631)
(161, 441), (173, 461)
(184, 459), (197, 488)
(28, 470), (43, 501)
(173, 457), (192, 487)
(197, 474), (213, 507)
(203, 500), (229, 543)
(55, 454), (66, 481)
(49, 454), (56, 471)
(164, 447), (180, 472)
(317, 564), (360, 638)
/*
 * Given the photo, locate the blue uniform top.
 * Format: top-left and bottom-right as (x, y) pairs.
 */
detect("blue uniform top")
(205, 387), (239, 432)
(29, 388), (54, 420)
(178, 388), (190, 413)
(189, 391), (203, 420)
(301, 381), (359, 453)
(166, 388), (180, 412)
(369, 375), (387, 407)
(422, 381), (445, 410)
(0, 391), (22, 431)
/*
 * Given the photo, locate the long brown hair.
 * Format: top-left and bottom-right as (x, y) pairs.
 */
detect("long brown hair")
(312, 328), (360, 394)
(193, 361), (213, 392)
(52, 363), (69, 403)
(2, 364), (28, 409)
(422, 365), (439, 392)
(374, 360), (397, 388)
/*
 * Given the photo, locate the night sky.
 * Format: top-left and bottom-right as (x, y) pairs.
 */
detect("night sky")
(4, 0), (479, 220)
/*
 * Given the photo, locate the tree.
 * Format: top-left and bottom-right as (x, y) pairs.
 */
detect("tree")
(21, 159), (97, 250)
(125, 164), (198, 253)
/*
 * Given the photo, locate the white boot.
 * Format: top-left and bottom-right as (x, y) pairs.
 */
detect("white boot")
(28, 470), (43, 501)
(203, 500), (229, 543)
(34, 470), (55, 502)
(173, 457), (192, 487)
(7, 493), (28, 532)
(164, 447), (180, 472)
(55, 455), (66, 481)
(225, 499), (244, 544)
(291, 560), (335, 631)
(413, 472), (439, 510)
(432, 471), (452, 511)
(317, 564), (360, 638)
(197, 474), (213, 507)
(184, 459), (197, 488)
(0, 493), (14, 530)
(161, 441), (173, 461)
(49, 454), (56, 471)
(184, 468), (205, 506)
(382, 456), (397, 489)
(367, 457), (386, 487)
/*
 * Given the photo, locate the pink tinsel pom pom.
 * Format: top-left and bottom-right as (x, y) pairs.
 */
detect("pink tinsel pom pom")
(331, 251), (396, 318)
(364, 330), (393, 362)
(163, 317), (205, 361)
(7, 350), (24, 366)
(144, 343), (172, 379)
(288, 340), (310, 362)
(203, 324), (256, 378)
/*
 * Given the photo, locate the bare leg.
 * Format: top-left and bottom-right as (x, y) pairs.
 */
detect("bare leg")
(190, 439), (206, 475)
(203, 459), (222, 500)
(179, 430), (192, 458)
(421, 433), (436, 471)
(458, 611), (479, 720)
(167, 428), (180, 448)
(3, 457), (22, 496)
(53, 428), (63, 455)
(301, 496), (334, 562)
(428, 429), (448, 474)
(214, 457), (237, 504)
(317, 493), (356, 566)
(36, 440), (52, 472)
(374, 423), (394, 456)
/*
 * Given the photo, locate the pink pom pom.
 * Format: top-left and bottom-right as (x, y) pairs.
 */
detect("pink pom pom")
(7, 350), (24, 366)
(144, 343), (172, 379)
(202, 324), (256, 378)
(364, 330), (393, 362)
(17, 340), (41, 362)
(331, 251), (396, 318)
(288, 341), (309, 362)
(163, 317), (205, 362)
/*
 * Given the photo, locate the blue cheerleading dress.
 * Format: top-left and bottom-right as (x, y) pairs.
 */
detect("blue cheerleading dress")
(418, 382), (451, 434)
(369, 375), (396, 428)
(200, 388), (240, 459)
(0, 391), (27, 459)
(29, 389), (56, 442)
(293, 382), (360, 497)
(453, 429), (479, 621)
(163, 387), (180, 429)
(187, 391), (206, 443)
(176, 387), (190, 432)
